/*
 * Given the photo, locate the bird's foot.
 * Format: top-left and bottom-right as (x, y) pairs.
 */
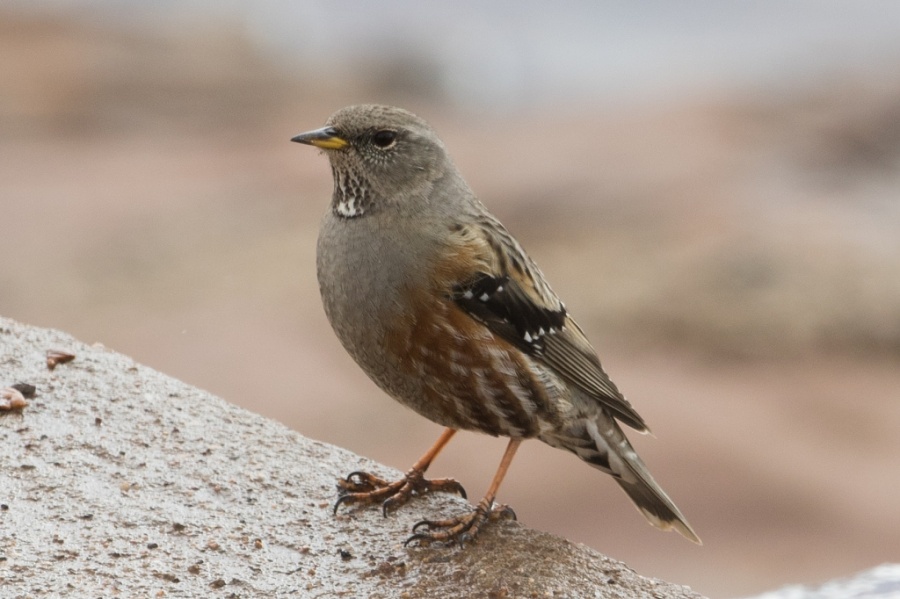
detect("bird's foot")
(404, 498), (516, 547)
(334, 468), (467, 516)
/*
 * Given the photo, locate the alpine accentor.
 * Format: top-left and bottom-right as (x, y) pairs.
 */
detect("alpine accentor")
(292, 105), (699, 545)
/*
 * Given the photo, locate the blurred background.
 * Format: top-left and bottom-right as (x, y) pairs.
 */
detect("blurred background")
(2, 1), (899, 596)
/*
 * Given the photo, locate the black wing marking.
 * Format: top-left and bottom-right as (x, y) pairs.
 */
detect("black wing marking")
(451, 272), (648, 432)
(451, 272), (566, 355)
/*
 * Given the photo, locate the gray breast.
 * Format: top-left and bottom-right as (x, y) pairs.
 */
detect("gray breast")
(315, 210), (435, 401)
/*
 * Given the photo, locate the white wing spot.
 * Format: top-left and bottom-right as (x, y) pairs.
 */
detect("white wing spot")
(479, 293), (490, 302)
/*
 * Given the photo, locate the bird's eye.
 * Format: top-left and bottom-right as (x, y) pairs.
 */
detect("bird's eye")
(371, 129), (397, 149)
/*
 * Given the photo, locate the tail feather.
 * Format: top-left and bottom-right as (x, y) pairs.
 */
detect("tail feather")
(542, 414), (701, 544)
(615, 467), (701, 544)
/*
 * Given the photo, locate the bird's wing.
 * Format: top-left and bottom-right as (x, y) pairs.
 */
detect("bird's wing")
(444, 217), (649, 432)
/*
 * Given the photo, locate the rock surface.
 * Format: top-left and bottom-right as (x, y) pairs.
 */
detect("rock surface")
(743, 564), (900, 599)
(0, 316), (705, 598)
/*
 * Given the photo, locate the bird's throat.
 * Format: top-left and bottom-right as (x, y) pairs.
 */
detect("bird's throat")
(331, 166), (371, 219)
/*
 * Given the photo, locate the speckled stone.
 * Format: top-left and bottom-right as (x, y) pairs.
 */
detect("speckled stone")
(0, 316), (705, 598)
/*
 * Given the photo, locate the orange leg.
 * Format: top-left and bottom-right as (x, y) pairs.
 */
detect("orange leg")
(334, 428), (466, 516)
(406, 438), (522, 546)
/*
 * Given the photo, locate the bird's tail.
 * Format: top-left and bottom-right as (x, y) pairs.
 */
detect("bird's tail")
(614, 458), (701, 544)
(542, 414), (701, 544)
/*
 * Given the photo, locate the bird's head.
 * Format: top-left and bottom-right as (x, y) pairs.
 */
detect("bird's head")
(292, 105), (452, 219)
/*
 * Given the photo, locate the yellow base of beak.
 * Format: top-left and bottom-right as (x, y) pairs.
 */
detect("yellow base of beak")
(291, 127), (349, 150)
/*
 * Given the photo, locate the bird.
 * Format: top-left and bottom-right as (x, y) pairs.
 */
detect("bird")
(291, 104), (700, 546)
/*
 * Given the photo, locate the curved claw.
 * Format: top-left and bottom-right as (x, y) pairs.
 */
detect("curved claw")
(381, 494), (404, 517)
(411, 519), (435, 533)
(412, 476), (468, 500)
(345, 471), (372, 484)
(339, 471), (386, 494)
(333, 493), (355, 515)
(492, 504), (517, 522)
(404, 532), (430, 547)
(443, 480), (467, 500)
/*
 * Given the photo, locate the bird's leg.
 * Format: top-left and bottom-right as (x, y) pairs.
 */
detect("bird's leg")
(406, 438), (521, 546)
(334, 428), (466, 516)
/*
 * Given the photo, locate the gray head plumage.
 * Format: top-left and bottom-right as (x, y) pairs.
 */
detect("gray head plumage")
(292, 105), (453, 218)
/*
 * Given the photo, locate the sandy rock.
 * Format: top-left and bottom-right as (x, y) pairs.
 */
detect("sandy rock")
(0, 315), (704, 598)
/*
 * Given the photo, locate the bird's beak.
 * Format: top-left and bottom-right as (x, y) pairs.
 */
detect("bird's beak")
(290, 126), (349, 150)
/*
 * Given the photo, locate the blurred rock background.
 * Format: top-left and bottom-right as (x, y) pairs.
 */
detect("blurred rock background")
(2, 2), (899, 596)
